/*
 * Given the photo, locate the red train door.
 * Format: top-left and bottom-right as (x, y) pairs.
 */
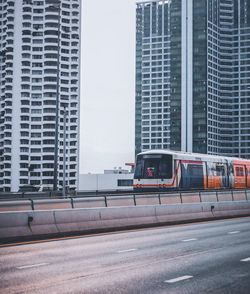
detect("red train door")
(234, 165), (246, 189)
(246, 166), (250, 188)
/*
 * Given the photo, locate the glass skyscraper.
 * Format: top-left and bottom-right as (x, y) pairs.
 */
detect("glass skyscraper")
(135, 0), (250, 158)
(0, 0), (81, 192)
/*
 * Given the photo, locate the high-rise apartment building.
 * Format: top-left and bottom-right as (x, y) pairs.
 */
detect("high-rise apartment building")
(0, 0), (81, 192)
(135, 0), (250, 158)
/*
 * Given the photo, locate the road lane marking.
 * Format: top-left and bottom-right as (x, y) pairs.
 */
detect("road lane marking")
(182, 238), (197, 242)
(228, 231), (240, 234)
(241, 257), (250, 262)
(16, 263), (49, 270)
(165, 275), (193, 283)
(117, 249), (137, 253)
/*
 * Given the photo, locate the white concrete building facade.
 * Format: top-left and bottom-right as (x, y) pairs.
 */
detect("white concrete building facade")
(0, 0), (81, 191)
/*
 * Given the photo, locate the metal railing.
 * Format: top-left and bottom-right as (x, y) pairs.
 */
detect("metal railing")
(0, 189), (249, 212)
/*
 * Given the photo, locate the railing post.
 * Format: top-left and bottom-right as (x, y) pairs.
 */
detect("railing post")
(70, 197), (74, 209)
(158, 193), (161, 205)
(133, 194), (136, 206)
(180, 192), (183, 204)
(231, 190), (234, 201)
(104, 196), (107, 207)
(216, 190), (219, 202)
(199, 191), (201, 203)
(30, 199), (34, 211)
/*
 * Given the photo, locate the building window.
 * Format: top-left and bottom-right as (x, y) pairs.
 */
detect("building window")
(117, 179), (133, 187)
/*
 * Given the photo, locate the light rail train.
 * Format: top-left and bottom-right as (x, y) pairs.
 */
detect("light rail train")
(133, 150), (250, 191)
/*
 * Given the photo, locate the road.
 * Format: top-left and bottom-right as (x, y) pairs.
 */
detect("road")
(0, 217), (250, 293)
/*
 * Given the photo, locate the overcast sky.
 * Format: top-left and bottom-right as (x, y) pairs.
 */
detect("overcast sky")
(80, 0), (137, 173)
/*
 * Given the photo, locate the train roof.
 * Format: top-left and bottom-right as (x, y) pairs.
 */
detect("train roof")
(137, 149), (249, 163)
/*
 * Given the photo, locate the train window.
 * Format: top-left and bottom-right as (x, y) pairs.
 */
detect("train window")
(207, 162), (226, 176)
(207, 162), (216, 176)
(229, 164), (234, 175)
(216, 164), (226, 176)
(134, 154), (172, 179)
(158, 160), (171, 178)
(134, 157), (143, 179)
(187, 164), (203, 176)
(235, 166), (244, 176)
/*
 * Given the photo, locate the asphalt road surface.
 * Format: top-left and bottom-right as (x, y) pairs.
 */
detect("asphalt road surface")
(1, 217), (250, 294)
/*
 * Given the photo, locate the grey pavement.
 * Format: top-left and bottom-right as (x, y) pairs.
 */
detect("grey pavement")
(0, 217), (250, 293)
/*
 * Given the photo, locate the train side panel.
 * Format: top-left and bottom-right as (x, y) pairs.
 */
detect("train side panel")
(206, 162), (230, 189)
(133, 150), (250, 191)
(246, 166), (250, 187)
(232, 160), (250, 189)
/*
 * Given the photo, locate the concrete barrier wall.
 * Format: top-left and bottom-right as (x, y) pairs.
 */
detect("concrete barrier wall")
(211, 202), (250, 217)
(232, 191), (247, 201)
(181, 193), (200, 204)
(97, 206), (158, 229)
(0, 211), (33, 238)
(29, 211), (58, 236)
(217, 191), (233, 202)
(73, 197), (106, 208)
(200, 192), (217, 203)
(33, 199), (72, 210)
(0, 200), (32, 212)
(0, 201), (250, 241)
(106, 196), (135, 207)
(55, 206), (158, 233)
(135, 195), (160, 206)
(160, 193), (181, 205)
(155, 203), (210, 223)
(55, 209), (101, 232)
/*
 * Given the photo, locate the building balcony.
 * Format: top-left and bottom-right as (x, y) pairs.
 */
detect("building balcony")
(43, 63), (58, 70)
(40, 167), (54, 175)
(43, 69), (57, 75)
(45, 15), (59, 23)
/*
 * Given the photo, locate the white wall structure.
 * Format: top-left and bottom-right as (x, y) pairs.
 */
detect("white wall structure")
(0, 0), (81, 192)
(181, 0), (193, 152)
(79, 173), (134, 191)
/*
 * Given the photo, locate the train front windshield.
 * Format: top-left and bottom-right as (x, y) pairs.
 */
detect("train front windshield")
(134, 154), (173, 179)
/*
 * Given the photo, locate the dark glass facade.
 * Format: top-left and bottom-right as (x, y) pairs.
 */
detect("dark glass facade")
(232, 0), (250, 157)
(135, 0), (181, 155)
(169, 0), (181, 151)
(193, 0), (207, 153)
(135, 0), (250, 159)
